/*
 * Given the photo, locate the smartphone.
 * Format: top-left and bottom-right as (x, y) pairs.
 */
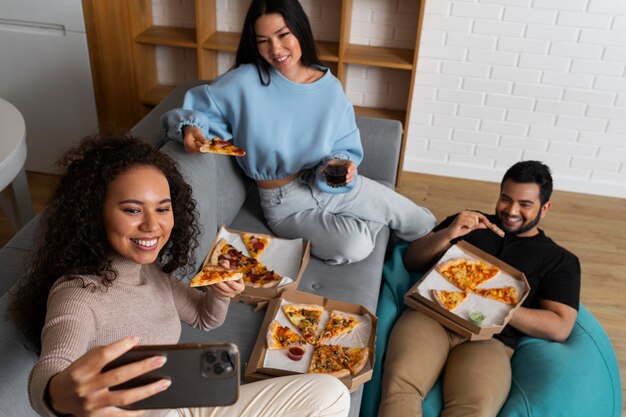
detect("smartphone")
(102, 342), (239, 410)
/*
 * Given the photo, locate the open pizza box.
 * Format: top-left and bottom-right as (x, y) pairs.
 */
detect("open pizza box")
(201, 226), (311, 304)
(404, 241), (530, 340)
(245, 290), (377, 393)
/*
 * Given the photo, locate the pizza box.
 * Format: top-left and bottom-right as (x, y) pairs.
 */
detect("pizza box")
(201, 226), (311, 303)
(404, 241), (530, 340)
(245, 290), (377, 393)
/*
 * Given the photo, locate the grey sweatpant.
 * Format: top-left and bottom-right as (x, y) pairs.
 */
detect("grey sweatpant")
(258, 173), (436, 265)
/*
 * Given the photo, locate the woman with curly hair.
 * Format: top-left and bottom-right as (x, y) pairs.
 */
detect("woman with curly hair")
(10, 135), (349, 417)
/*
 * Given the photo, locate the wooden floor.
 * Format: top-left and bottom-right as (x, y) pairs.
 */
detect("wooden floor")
(2, 171), (625, 411)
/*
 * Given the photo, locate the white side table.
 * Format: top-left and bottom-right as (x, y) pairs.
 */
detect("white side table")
(0, 97), (34, 230)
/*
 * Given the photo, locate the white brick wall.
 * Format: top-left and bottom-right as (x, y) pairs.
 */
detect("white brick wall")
(151, 0), (626, 198)
(404, 0), (626, 198)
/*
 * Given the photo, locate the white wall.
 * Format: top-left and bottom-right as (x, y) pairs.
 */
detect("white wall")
(405, 0), (626, 198)
(151, 0), (626, 198)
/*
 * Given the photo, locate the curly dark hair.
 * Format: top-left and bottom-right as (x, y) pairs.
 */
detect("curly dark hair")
(9, 134), (200, 353)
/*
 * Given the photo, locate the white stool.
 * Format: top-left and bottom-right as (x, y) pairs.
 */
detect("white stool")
(0, 97), (34, 230)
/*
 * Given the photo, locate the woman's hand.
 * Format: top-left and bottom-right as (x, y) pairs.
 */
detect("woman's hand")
(211, 278), (245, 298)
(182, 126), (209, 153)
(346, 161), (357, 184)
(47, 336), (170, 417)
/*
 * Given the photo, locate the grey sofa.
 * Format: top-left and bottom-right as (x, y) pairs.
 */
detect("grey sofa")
(0, 80), (403, 417)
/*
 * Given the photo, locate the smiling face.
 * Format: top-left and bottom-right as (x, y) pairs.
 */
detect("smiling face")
(254, 13), (305, 82)
(103, 165), (174, 265)
(496, 179), (551, 237)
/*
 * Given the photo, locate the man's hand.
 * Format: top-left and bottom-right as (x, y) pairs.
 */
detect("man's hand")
(182, 126), (209, 153)
(508, 300), (578, 342)
(444, 210), (494, 241)
(47, 336), (170, 417)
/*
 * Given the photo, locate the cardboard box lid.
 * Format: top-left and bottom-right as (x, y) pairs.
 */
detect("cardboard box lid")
(404, 241), (530, 340)
(245, 290), (377, 392)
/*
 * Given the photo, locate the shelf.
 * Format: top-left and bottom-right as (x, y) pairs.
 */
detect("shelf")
(203, 31), (240, 52)
(343, 44), (414, 70)
(140, 84), (177, 106)
(355, 106), (406, 125)
(317, 40), (339, 62)
(135, 26), (197, 48)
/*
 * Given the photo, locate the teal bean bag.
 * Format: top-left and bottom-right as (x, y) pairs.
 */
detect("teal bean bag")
(361, 242), (622, 417)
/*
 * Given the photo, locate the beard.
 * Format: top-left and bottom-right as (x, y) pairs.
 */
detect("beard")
(497, 208), (542, 236)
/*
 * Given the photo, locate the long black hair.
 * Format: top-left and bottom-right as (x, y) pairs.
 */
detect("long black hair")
(9, 134), (200, 353)
(235, 0), (322, 85)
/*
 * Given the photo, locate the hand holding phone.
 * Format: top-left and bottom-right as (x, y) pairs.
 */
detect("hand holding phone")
(47, 336), (171, 415)
(102, 342), (240, 409)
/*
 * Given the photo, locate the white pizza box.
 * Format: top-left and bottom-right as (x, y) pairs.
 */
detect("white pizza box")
(404, 241), (530, 340)
(245, 290), (377, 393)
(201, 226), (311, 303)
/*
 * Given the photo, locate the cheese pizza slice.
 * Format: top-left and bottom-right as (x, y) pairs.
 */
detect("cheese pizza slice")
(472, 286), (519, 305)
(431, 289), (469, 311)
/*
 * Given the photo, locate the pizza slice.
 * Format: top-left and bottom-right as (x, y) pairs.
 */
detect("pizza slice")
(308, 345), (369, 378)
(484, 221), (505, 238)
(245, 263), (283, 288)
(282, 303), (324, 343)
(431, 289), (468, 311)
(199, 138), (246, 157)
(209, 239), (282, 288)
(435, 258), (471, 290)
(343, 346), (369, 375)
(240, 232), (271, 259)
(472, 286), (519, 305)
(317, 310), (361, 344)
(465, 260), (501, 289)
(308, 345), (350, 378)
(266, 320), (306, 350)
(189, 264), (243, 287)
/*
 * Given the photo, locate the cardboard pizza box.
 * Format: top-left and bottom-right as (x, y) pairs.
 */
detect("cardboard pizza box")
(404, 241), (530, 340)
(201, 226), (310, 303)
(245, 290), (377, 393)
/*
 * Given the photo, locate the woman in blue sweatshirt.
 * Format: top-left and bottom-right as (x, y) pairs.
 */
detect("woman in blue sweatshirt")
(161, 0), (435, 265)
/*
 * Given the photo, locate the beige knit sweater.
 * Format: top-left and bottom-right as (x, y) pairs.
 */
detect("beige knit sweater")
(28, 255), (230, 417)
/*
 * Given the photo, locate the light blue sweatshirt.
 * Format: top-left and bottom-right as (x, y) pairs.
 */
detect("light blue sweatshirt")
(161, 64), (363, 191)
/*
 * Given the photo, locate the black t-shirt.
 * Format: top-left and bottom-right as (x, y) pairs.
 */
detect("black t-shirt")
(433, 213), (581, 348)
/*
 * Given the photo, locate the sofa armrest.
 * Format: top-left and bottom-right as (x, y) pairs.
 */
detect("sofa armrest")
(356, 116), (402, 187)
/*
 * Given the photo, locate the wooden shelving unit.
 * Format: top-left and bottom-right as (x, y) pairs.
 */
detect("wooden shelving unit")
(125, 0), (426, 184)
